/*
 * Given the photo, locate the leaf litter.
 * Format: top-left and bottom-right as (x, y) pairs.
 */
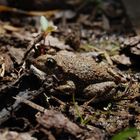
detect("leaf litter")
(0, 0), (140, 140)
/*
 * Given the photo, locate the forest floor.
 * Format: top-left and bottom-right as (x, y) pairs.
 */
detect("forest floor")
(0, 0), (140, 140)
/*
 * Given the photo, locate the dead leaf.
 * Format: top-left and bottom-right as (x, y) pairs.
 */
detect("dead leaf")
(0, 130), (37, 140)
(0, 26), (6, 34)
(0, 53), (14, 76)
(54, 10), (76, 19)
(3, 24), (20, 32)
(0, 56), (5, 77)
(130, 44), (140, 55)
(36, 110), (83, 137)
(123, 36), (140, 46)
(112, 54), (131, 66)
(45, 35), (72, 50)
(102, 14), (110, 31)
(8, 47), (25, 65)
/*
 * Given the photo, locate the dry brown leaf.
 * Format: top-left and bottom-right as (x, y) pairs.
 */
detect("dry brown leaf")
(0, 53), (14, 76)
(54, 10), (76, 19)
(0, 130), (37, 140)
(130, 44), (140, 55)
(123, 36), (140, 46)
(102, 14), (110, 31)
(8, 47), (25, 65)
(45, 35), (72, 50)
(0, 26), (6, 34)
(36, 110), (83, 136)
(3, 24), (20, 32)
(112, 54), (131, 66)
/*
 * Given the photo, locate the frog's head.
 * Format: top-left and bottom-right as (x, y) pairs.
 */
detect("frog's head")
(32, 54), (61, 75)
(32, 50), (75, 76)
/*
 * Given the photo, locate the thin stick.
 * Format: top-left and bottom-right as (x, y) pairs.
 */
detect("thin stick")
(13, 96), (46, 113)
(22, 33), (44, 62)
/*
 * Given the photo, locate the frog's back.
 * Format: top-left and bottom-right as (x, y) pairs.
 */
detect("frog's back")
(55, 51), (115, 83)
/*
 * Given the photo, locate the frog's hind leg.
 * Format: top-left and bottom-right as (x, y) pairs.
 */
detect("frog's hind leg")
(83, 81), (117, 106)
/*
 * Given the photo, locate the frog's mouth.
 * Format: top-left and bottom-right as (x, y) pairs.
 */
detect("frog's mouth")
(29, 58), (64, 80)
(27, 57), (47, 74)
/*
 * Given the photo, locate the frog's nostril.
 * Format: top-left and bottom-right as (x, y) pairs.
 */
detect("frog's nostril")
(45, 58), (56, 69)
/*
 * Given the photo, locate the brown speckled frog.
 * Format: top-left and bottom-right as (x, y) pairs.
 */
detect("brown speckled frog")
(32, 50), (126, 103)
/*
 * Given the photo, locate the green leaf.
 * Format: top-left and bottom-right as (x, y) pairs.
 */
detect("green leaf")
(40, 16), (48, 32)
(136, 135), (140, 140)
(112, 128), (138, 140)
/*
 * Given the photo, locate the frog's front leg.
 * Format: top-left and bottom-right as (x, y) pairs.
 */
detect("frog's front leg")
(55, 80), (76, 95)
(83, 81), (117, 104)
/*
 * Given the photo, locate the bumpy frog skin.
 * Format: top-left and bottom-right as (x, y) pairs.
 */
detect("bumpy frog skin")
(32, 50), (121, 102)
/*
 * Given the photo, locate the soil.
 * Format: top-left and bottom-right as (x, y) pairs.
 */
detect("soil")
(0, 0), (140, 140)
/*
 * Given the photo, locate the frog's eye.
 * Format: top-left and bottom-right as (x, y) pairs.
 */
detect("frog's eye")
(45, 58), (56, 68)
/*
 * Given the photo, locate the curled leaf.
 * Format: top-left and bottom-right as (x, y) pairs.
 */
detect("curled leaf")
(40, 16), (57, 33)
(40, 16), (48, 32)
(46, 23), (57, 33)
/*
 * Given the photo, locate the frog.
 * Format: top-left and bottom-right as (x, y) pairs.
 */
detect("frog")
(31, 50), (126, 103)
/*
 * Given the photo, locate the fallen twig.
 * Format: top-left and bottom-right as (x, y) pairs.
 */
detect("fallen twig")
(0, 87), (44, 125)
(13, 96), (46, 113)
(22, 33), (44, 63)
